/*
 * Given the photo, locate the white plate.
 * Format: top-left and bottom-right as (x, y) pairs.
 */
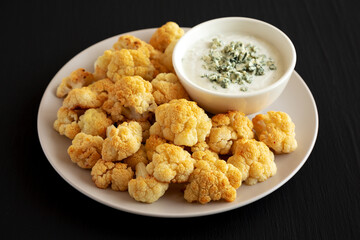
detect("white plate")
(37, 28), (318, 218)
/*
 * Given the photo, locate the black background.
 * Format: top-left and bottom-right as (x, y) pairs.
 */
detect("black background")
(1, 0), (359, 239)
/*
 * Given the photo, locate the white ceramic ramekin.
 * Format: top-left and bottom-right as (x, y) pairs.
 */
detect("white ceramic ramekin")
(173, 17), (296, 114)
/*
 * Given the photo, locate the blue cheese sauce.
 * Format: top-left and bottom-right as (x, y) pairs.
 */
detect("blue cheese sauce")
(182, 33), (283, 93)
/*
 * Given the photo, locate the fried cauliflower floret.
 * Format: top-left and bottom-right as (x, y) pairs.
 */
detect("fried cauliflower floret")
(150, 49), (170, 76)
(53, 107), (82, 139)
(136, 120), (151, 142)
(62, 87), (102, 110)
(192, 150), (241, 189)
(192, 149), (220, 162)
(112, 35), (154, 57)
(145, 135), (167, 161)
(113, 34), (170, 76)
(101, 122), (142, 161)
(160, 39), (178, 72)
(207, 111), (254, 155)
(56, 68), (95, 98)
(67, 133), (103, 169)
(146, 143), (195, 183)
(149, 99), (212, 146)
(252, 111), (298, 154)
(106, 49), (155, 81)
(91, 159), (133, 191)
(183, 156), (241, 204)
(190, 142), (210, 153)
(94, 50), (113, 80)
(101, 97), (124, 123)
(78, 108), (113, 138)
(207, 126), (236, 155)
(118, 75), (157, 120)
(111, 163), (135, 191)
(228, 138), (276, 185)
(91, 160), (113, 188)
(88, 78), (114, 104)
(151, 73), (189, 105)
(102, 76), (157, 122)
(128, 162), (169, 203)
(149, 22), (184, 52)
(123, 145), (148, 170)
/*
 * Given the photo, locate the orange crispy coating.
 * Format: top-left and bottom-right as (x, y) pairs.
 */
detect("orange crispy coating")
(228, 138), (276, 185)
(207, 111), (254, 155)
(123, 145), (148, 170)
(146, 143), (195, 183)
(53, 107), (82, 139)
(113, 34), (154, 57)
(128, 162), (169, 203)
(78, 108), (113, 138)
(151, 73), (189, 105)
(67, 133), (103, 169)
(56, 68), (95, 98)
(184, 156), (241, 204)
(106, 49), (155, 81)
(101, 122), (142, 161)
(62, 87), (102, 110)
(149, 22), (184, 52)
(252, 111), (297, 154)
(149, 99), (212, 146)
(145, 135), (167, 161)
(94, 50), (113, 80)
(91, 159), (133, 191)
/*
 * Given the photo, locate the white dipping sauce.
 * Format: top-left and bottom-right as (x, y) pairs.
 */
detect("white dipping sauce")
(182, 33), (284, 93)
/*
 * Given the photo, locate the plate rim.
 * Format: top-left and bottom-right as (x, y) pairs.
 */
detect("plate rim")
(37, 28), (319, 218)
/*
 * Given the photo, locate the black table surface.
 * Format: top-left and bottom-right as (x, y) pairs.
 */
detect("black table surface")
(2, 0), (359, 239)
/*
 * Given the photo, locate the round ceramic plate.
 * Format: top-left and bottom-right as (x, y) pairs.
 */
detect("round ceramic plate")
(37, 28), (318, 218)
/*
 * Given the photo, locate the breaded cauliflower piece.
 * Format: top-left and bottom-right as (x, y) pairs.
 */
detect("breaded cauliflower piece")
(88, 78), (114, 104)
(160, 39), (178, 72)
(151, 73), (189, 105)
(91, 159), (133, 191)
(106, 49), (155, 81)
(192, 150), (241, 189)
(207, 126), (236, 155)
(67, 133), (103, 169)
(93, 50), (113, 80)
(150, 49), (170, 77)
(145, 135), (167, 161)
(190, 142), (210, 153)
(184, 156), (241, 204)
(149, 99), (212, 146)
(78, 108), (113, 138)
(53, 107), (82, 139)
(128, 162), (169, 203)
(192, 149), (219, 162)
(112, 35), (154, 57)
(136, 120), (151, 142)
(252, 111), (298, 154)
(123, 145), (148, 170)
(62, 87), (102, 110)
(91, 159), (113, 188)
(101, 98), (124, 123)
(56, 68), (95, 98)
(228, 138), (276, 185)
(207, 111), (254, 155)
(146, 143), (195, 183)
(117, 75), (157, 119)
(102, 76), (157, 122)
(101, 122), (142, 161)
(113, 34), (170, 76)
(111, 163), (135, 191)
(149, 22), (184, 52)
